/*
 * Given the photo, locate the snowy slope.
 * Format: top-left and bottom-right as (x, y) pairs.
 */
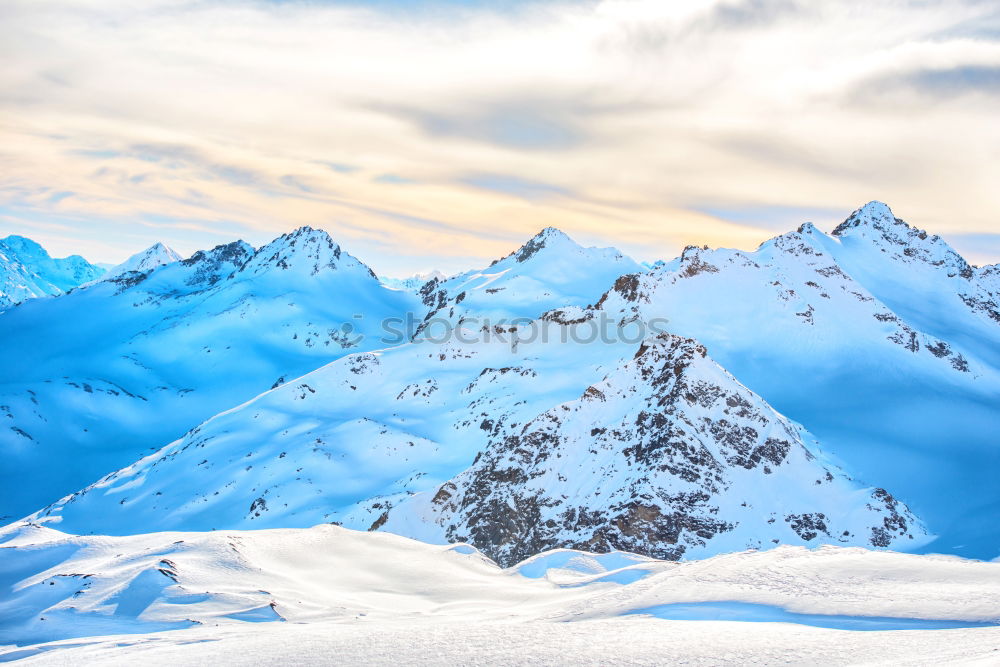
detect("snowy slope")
(414, 227), (641, 336)
(26, 331), (925, 566)
(381, 333), (926, 565)
(0, 524), (997, 660)
(0, 236), (105, 310)
(25, 332), (638, 535)
(0, 227), (420, 522)
(820, 202), (1000, 367)
(568, 203), (1000, 558)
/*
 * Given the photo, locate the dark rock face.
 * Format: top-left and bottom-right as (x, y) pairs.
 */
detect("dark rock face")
(595, 273), (644, 309)
(181, 241), (253, 287)
(110, 270), (150, 293)
(400, 333), (923, 566)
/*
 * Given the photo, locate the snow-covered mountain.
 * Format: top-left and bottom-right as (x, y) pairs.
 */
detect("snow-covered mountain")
(381, 333), (925, 565)
(0, 235), (105, 310)
(0, 227), (419, 522)
(381, 269), (446, 291)
(4, 202), (998, 564)
(414, 227), (642, 336)
(26, 328), (638, 535)
(28, 327), (924, 566)
(824, 202), (1000, 367)
(559, 201), (1000, 558)
(93, 242), (183, 284)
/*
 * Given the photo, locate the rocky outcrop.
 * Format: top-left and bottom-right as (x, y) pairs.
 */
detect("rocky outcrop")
(385, 334), (925, 566)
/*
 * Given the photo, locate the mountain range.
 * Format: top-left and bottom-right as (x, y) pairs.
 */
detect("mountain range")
(0, 235), (106, 311)
(1, 201), (998, 564)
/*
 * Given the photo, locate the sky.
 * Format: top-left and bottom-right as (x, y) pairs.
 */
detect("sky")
(1, 0), (999, 276)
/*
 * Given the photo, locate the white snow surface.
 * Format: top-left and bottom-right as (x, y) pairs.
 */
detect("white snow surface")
(0, 524), (998, 664)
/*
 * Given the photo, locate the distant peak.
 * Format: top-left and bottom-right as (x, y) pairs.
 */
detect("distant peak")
(507, 226), (577, 264)
(859, 200), (895, 219)
(287, 225), (324, 238)
(96, 242), (181, 284)
(238, 226), (377, 279)
(138, 242), (182, 261)
(831, 202), (974, 279)
(1, 235), (50, 259)
(180, 241), (254, 284)
(831, 201), (901, 238)
(535, 226), (570, 241)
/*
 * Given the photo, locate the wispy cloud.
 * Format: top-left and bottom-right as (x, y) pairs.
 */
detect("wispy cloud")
(1, 0), (999, 272)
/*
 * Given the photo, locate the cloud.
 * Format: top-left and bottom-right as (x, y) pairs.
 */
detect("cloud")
(894, 65), (1000, 95)
(1, 0), (999, 275)
(373, 173), (416, 185)
(701, 0), (809, 30)
(459, 173), (570, 200)
(377, 100), (587, 150)
(693, 204), (846, 233)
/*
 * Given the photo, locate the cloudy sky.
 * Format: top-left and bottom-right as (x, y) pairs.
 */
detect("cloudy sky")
(1, 0), (999, 275)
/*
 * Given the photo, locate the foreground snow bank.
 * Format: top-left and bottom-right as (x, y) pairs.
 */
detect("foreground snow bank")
(6, 618), (1000, 666)
(1, 523), (998, 663)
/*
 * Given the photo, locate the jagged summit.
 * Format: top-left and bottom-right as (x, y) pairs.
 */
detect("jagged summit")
(177, 240), (255, 287)
(488, 226), (580, 266)
(414, 226), (641, 334)
(832, 201), (920, 242)
(830, 201), (974, 281)
(237, 226), (375, 279)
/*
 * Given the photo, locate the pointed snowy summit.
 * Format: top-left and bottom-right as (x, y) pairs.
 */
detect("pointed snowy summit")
(100, 242), (182, 282)
(238, 226), (375, 279)
(831, 201), (923, 247)
(500, 226), (580, 265)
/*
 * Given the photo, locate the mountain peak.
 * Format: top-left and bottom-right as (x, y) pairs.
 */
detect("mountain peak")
(137, 242), (182, 262)
(179, 240), (255, 287)
(238, 226), (377, 279)
(516, 227), (576, 261)
(831, 201), (902, 238)
(535, 226), (570, 241)
(384, 327), (924, 565)
(491, 226), (579, 266)
(1, 235), (105, 308)
(831, 202), (974, 280)
(93, 242), (181, 284)
(1, 235), (50, 260)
